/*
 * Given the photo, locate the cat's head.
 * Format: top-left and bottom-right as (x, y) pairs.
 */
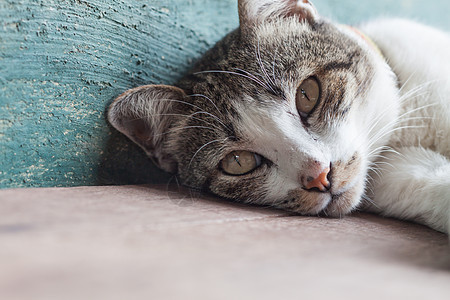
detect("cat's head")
(108, 0), (399, 216)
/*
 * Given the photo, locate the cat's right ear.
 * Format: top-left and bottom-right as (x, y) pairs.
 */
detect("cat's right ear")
(107, 85), (186, 173)
(238, 0), (319, 29)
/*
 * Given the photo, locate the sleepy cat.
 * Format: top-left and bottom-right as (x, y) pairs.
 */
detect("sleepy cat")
(107, 0), (450, 234)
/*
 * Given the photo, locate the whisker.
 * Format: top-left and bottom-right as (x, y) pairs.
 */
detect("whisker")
(255, 38), (278, 94)
(194, 70), (272, 91)
(188, 93), (223, 117)
(233, 68), (270, 91)
(133, 113), (224, 132)
(367, 167), (382, 180)
(153, 125), (217, 138)
(367, 145), (400, 159)
(367, 124), (427, 151)
(271, 45), (280, 86)
(145, 98), (206, 112)
(190, 111), (233, 132)
(188, 137), (231, 171)
(364, 102), (436, 153)
(369, 160), (394, 169)
(361, 194), (380, 209)
(397, 72), (416, 94)
(165, 175), (186, 206)
(139, 96), (233, 133)
(363, 82), (435, 147)
(364, 179), (376, 196)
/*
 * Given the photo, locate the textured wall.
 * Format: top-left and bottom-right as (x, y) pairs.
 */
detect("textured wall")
(1, 0), (449, 188)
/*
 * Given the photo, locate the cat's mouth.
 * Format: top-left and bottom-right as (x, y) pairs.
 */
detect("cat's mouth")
(284, 173), (364, 217)
(319, 181), (363, 217)
(319, 193), (350, 216)
(317, 156), (366, 217)
(284, 177), (363, 217)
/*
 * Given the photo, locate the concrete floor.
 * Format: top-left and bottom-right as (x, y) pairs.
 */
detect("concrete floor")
(1, 185), (449, 299)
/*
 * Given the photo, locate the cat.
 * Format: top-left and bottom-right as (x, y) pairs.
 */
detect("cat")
(107, 0), (450, 234)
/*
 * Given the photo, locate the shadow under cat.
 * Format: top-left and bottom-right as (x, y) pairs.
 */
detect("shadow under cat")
(97, 125), (172, 186)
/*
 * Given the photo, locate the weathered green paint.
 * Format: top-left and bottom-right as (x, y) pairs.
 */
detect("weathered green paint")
(1, 0), (449, 188)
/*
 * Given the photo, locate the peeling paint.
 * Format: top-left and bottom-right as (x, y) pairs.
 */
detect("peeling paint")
(0, 0), (449, 188)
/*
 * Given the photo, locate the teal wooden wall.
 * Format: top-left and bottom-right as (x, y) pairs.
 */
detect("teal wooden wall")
(1, 0), (449, 188)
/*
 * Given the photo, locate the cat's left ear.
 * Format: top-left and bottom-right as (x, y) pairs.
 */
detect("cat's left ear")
(107, 85), (186, 173)
(238, 0), (319, 28)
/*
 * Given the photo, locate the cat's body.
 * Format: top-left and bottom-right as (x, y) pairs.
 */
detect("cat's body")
(362, 19), (450, 232)
(108, 1), (450, 234)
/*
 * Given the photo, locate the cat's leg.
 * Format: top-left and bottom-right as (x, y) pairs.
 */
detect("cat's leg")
(366, 147), (450, 234)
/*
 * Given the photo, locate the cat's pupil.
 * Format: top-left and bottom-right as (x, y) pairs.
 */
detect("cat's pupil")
(296, 77), (321, 117)
(301, 89), (311, 101)
(234, 154), (242, 167)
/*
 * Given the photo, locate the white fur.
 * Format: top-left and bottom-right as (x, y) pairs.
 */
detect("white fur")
(368, 147), (450, 232)
(361, 19), (450, 233)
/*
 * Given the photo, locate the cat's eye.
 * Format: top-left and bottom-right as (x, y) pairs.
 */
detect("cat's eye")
(220, 151), (262, 176)
(296, 77), (321, 117)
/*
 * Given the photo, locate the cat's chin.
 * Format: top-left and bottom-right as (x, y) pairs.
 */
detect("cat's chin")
(320, 185), (363, 217)
(284, 178), (364, 217)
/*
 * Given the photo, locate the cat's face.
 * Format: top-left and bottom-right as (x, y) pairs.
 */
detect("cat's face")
(108, 0), (399, 216)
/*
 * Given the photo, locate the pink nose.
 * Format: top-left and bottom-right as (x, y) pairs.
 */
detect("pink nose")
(304, 168), (331, 192)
